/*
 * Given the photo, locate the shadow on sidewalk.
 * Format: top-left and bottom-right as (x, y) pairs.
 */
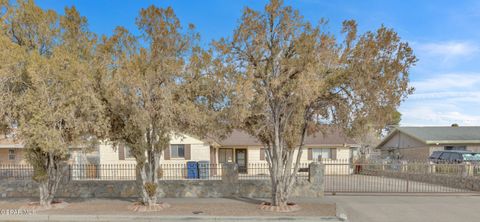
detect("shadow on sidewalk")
(224, 197), (264, 205)
(58, 197), (138, 204)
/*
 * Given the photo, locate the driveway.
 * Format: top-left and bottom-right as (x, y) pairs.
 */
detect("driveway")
(325, 175), (468, 193)
(329, 195), (480, 222)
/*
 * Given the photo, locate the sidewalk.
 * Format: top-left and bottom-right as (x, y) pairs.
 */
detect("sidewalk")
(329, 195), (480, 222)
(0, 197), (347, 222)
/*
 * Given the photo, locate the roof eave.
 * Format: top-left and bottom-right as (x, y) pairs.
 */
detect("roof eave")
(375, 128), (401, 149)
(0, 144), (24, 148)
(426, 140), (480, 145)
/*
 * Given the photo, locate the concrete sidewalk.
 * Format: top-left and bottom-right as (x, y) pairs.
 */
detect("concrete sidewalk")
(0, 214), (346, 222)
(0, 197), (346, 222)
(329, 195), (480, 222)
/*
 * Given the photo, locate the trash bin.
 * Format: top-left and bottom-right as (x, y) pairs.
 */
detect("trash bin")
(187, 161), (199, 179)
(198, 161), (210, 179)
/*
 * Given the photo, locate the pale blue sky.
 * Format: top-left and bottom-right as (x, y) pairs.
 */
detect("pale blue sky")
(36, 0), (480, 126)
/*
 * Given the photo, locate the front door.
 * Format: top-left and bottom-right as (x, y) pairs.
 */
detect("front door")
(235, 149), (247, 173)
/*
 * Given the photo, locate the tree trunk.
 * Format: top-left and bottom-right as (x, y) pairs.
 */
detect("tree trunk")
(139, 165), (156, 207)
(271, 179), (289, 207)
(37, 156), (64, 209)
(267, 110), (310, 207)
(138, 151), (161, 207)
(39, 181), (55, 208)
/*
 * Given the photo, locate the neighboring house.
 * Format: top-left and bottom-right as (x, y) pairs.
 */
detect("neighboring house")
(0, 134), (26, 164)
(376, 126), (480, 160)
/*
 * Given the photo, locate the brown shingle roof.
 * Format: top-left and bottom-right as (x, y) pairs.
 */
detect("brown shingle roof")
(217, 128), (357, 147)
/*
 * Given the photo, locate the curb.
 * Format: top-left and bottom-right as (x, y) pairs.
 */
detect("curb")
(0, 214), (347, 222)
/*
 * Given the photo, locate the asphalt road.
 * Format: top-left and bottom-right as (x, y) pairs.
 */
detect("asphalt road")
(329, 195), (480, 222)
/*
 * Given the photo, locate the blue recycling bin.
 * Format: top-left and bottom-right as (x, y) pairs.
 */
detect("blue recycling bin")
(198, 161), (210, 179)
(187, 161), (199, 179)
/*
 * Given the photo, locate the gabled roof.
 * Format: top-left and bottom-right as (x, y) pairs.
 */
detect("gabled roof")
(216, 128), (358, 147)
(377, 126), (480, 148)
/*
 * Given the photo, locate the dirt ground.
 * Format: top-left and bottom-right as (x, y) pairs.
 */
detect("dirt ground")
(0, 197), (336, 217)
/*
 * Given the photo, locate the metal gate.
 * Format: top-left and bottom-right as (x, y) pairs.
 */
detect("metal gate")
(323, 159), (479, 194)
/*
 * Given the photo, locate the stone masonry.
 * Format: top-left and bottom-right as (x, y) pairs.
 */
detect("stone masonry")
(0, 162), (324, 199)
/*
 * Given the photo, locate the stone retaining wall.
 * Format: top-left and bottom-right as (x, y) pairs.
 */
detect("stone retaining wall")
(0, 163), (324, 198)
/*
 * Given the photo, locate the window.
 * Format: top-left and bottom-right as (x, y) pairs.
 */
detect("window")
(444, 146), (466, 151)
(118, 144), (134, 160)
(218, 149), (233, 163)
(170, 144), (185, 158)
(312, 148), (332, 160)
(8, 149), (15, 160)
(124, 145), (134, 159)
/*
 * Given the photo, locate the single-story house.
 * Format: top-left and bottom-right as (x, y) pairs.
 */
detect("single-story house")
(0, 134), (26, 164)
(209, 129), (359, 170)
(376, 126), (480, 160)
(98, 128), (360, 166)
(1, 128), (360, 177)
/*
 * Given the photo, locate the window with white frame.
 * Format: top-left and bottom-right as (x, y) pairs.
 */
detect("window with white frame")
(312, 148), (332, 160)
(170, 144), (185, 158)
(8, 149), (15, 160)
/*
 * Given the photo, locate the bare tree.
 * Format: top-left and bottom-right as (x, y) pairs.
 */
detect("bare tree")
(215, 0), (416, 208)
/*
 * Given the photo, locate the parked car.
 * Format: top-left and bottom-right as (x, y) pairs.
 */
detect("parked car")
(429, 150), (480, 164)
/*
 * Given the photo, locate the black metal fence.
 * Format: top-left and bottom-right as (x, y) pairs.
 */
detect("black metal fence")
(237, 162), (310, 180)
(0, 162), (313, 181)
(0, 164), (33, 180)
(323, 159), (480, 193)
(158, 163), (223, 180)
(70, 164), (136, 181)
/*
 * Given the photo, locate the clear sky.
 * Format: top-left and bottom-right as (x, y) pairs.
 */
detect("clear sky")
(35, 0), (480, 126)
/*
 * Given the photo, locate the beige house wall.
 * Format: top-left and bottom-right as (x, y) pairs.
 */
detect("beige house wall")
(98, 143), (136, 164)
(162, 134), (211, 163)
(215, 145), (355, 175)
(0, 148), (27, 164)
(99, 133), (211, 165)
(218, 145), (354, 163)
(467, 145), (480, 152)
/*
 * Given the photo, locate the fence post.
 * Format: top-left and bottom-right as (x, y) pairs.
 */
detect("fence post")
(462, 163), (473, 177)
(406, 171), (409, 192)
(308, 162), (324, 185)
(222, 162), (238, 184)
(221, 163), (239, 196)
